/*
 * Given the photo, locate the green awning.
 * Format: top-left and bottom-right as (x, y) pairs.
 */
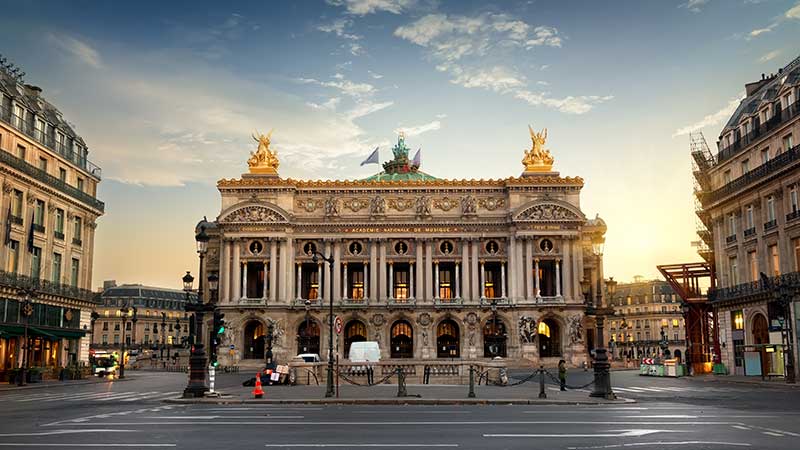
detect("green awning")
(0, 324), (25, 337)
(47, 329), (87, 339)
(28, 327), (58, 339)
(0, 325), (86, 339)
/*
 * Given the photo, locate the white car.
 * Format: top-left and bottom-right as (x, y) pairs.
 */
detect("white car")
(296, 353), (321, 363)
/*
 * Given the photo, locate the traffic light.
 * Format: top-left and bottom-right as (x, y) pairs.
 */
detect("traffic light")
(213, 310), (225, 335)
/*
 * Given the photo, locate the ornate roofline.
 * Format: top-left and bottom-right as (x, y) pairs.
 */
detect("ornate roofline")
(217, 176), (584, 189)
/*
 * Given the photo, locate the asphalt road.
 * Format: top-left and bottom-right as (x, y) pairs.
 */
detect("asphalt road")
(0, 370), (798, 449)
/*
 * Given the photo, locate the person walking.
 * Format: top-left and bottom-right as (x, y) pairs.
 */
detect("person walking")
(558, 359), (567, 391)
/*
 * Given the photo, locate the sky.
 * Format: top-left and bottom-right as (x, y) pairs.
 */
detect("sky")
(0, 0), (798, 289)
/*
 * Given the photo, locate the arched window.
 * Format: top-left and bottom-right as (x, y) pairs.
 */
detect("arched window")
(538, 319), (561, 357)
(297, 320), (321, 356)
(390, 320), (413, 358)
(436, 319), (460, 358)
(344, 320), (367, 359)
(243, 320), (265, 359)
(483, 317), (507, 357)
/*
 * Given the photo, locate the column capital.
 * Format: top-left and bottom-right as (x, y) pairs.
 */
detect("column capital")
(342, 261), (348, 266)
(388, 261), (394, 266)
(434, 259), (439, 265)
(534, 258), (540, 263)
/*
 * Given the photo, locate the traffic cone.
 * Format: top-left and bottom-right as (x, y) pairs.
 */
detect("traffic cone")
(253, 372), (264, 399)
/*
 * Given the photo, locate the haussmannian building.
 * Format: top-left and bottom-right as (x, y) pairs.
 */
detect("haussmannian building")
(204, 128), (609, 368)
(697, 54), (800, 378)
(0, 61), (104, 378)
(607, 277), (686, 362)
(90, 282), (197, 356)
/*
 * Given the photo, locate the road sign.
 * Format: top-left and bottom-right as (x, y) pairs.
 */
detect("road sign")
(230, 344), (235, 349)
(642, 358), (654, 364)
(334, 316), (343, 335)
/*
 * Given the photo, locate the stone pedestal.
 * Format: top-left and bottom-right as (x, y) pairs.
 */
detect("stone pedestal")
(521, 343), (538, 362)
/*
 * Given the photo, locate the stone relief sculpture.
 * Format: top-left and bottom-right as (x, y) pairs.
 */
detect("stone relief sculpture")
(567, 315), (583, 345)
(468, 327), (476, 346)
(518, 316), (537, 344)
(415, 195), (431, 218)
(223, 206), (285, 223)
(370, 313), (385, 327)
(416, 313), (432, 327)
(464, 312), (478, 327)
(517, 203), (580, 221)
(370, 196), (386, 216)
(461, 195), (477, 215)
(324, 196), (339, 218)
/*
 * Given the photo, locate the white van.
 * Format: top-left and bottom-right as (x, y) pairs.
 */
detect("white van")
(348, 341), (381, 362)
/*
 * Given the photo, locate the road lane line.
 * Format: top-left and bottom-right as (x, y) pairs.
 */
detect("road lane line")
(53, 420), (741, 426)
(747, 424), (800, 437)
(567, 441), (751, 449)
(732, 425), (751, 430)
(484, 429), (674, 438)
(0, 444), (176, 447)
(762, 431), (784, 437)
(96, 392), (158, 401)
(0, 429), (136, 437)
(264, 445), (458, 448)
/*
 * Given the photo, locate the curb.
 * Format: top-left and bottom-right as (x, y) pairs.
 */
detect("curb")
(691, 376), (800, 389)
(165, 397), (635, 406)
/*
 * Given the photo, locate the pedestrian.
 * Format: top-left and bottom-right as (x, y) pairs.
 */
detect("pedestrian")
(558, 359), (567, 391)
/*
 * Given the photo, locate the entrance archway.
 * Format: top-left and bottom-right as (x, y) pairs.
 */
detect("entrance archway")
(297, 320), (321, 356)
(390, 320), (413, 358)
(243, 320), (265, 359)
(483, 317), (507, 357)
(538, 319), (561, 357)
(752, 313), (770, 374)
(344, 320), (367, 358)
(436, 319), (460, 358)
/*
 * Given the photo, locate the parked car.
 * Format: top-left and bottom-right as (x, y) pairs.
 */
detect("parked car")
(296, 353), (321, 363)
(348, 341), (380, 363)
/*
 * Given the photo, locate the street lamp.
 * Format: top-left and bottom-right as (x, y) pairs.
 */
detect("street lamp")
(207, 272), (219, 368)
(681, 302), (692, 374)
(160, 312), (167, 361)
(119, 305), (130, 379)
(183, 222), (212, 398)
(17, 288), (36, 386)
(583, 276), (617, 399)
(489, 298), (500, 357)
(311, 250), (336, 398)
(301, 299), (311, 353)
(774, 282), (796, 384)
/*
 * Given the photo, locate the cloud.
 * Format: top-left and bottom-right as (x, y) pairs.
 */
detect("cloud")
(748, 25), (775, 38)
(672, 94), (745, 137)
(395, 14), (610, 114)
(679, 0), (710, 13)
(317, 18), (360, 40)
(298, 76), (376, 97)
(787, 2), (800, 19)
(759, 50), (781, 62)
(326, 0), (416, 15)
(746, 1), (800, 39)
(48, 34), (103, 68)
(394, 120), (442, 137)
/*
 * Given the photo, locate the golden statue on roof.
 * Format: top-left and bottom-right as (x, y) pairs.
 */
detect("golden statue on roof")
(522, 125), (555, 173)
(248, 130), (279, 175)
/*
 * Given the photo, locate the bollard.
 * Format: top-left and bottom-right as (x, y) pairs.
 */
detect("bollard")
(208, 365), (216, 394)
(468, 365), (476, 398)
(396, 367), (407, 397)
(538, 365), (547, 399)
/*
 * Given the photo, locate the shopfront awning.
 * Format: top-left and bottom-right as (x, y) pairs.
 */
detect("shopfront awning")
(47, 329), (87, 339)
(0, 325), (86, 340)
(0, 324), (25, 337)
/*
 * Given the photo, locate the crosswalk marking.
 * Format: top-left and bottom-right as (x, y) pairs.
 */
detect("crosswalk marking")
(0, 390), (177, 403)
(612, 386), (736, 394)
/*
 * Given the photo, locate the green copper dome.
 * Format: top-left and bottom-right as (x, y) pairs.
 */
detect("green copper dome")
(361, 134), (439, 182)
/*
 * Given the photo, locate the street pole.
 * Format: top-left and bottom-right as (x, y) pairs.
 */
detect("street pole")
(184, 223), (211, 398)
(119, 306), (128, 379)
(582, 276), (617, 400)
(312, 251), (336, 398)
(777, 283), (796, 384)
(18, 294), (33, 387)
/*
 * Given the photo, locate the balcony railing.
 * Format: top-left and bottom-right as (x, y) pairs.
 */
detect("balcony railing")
(709, 271), (800, 303)
(0, 269), (98, 303)
(787, 210), (800, 223)
(72, 237), (82, 247)
(704, 142), (800, 205)
(0, 150), (104, 212)
(54, 231), (64, 240)
(743, 227), (756, 238)
(32, 223), (44, 233)
(0, 105), (102, 180)
(726, 234), (737, 244)
(764, 220), (777, 231)
(717, 99), (800, 164)
(9, 215), (22, 225)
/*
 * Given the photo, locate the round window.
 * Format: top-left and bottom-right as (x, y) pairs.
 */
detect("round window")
(303, 242), (317, 256)
(394, 241), (408, 255)
(539, 239), (553, 253)
(349, 241), (363, 255)
(485, 240), (499, 255)
(249, 241), (264, 255)
(439, 241), (454, 255)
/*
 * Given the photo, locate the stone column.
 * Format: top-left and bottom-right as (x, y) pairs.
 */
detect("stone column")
(262, 261), (268, 299)
(425, 240), (433, 300)
(232, 241), (241, 301)
(470, 240), (479, 303)
(572, 239), (581, 300)
(507, 236), (516, 300)
(296, 263), (302, 300)
(534, 258), (540, 298)
(270, 240), (278, 301)
(388, 262), (394, 299)
(369, 240), (378, 300)
(409, 262), (415, 299)
(324, 241), (332, 302)
(286, 237), (295, 301)
(221, 239), (230, 303)
(363, 262), (369, 300)
(461, 240), (470, 300)
(378, 240), (387, 301)
(317, 263), (323, 301)
(455, 262), (461, 299)
(501, 261), (507, 299)
(525, 239), (533, 300)
(562, 239), (571, 300)
(555, 258), (561, 297)
(342, 262), (349, 300)
(333, 240), (341, 302)
(415, 242), (423, 299)
(516, 239), (525, 302)
(434, 261), (440, 299)
(241, 261), (248, 299)
(480, 260), (486, 299)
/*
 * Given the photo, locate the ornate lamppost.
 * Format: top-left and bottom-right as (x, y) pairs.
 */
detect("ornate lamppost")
(183, 223), (213, 398)
(17, 288), (36, 386)
(582, 276), (617, 400)
(119, 305), (131, 379)
(774, 281), (797, 384)
(311, 250), (336, 398)
(300, 299), (311, 353)
(160, 312), (167, 361)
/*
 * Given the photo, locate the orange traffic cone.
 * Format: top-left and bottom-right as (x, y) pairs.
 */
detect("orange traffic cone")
(253, 372), (264, 399)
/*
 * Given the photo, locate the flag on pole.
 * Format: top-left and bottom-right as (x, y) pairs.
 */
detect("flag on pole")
(412, 148), (421, 167)
(360, 147), (380, 166)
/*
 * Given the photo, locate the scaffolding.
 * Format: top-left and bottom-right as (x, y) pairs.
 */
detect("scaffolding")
(691, 132), (715, 263)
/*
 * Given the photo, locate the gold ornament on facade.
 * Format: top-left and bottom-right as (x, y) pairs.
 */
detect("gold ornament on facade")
(522, 125), (555, 173)
(248, 130), (280, 175)
(217, 175), (583, 188)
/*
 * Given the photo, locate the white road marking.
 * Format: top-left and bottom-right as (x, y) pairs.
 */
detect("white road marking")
(0, 444), (175, 447)
(484, 429), (674, 438)
(567, 441), (752, 449)
(264, 445), (458, 448)
(96, 392), (158, 401)
(747, 424), (800, 437)
(54, 420), (740, 426)
(0, 429), (135, 437)
(204, 407), (322, 411)
(732, 425), (751, 430)
(763, 431), (784, 437)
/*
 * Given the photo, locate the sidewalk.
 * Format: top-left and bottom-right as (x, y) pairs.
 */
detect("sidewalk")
(166, 382), (635, 405)
(691, 373), (800, 389)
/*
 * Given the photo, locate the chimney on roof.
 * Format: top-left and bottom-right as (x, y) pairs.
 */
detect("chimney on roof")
(779, 68), (783, 74)
(762, 73), (766, 80)
(24, 84), (42, 96)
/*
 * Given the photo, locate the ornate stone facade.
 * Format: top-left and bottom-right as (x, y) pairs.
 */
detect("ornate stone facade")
(205, 131), (608, 368)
